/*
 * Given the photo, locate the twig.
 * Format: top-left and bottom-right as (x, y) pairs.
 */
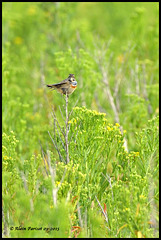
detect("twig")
(48, 131), (65, 162)
(77, 202), (83, 228)
(47, 149), (67, 206)
(102, 67), (120, 124)
(148, 152), (159, 235)
(47, 150), (57, 206)
(114, 69), (122, 113)
(93, 42), (128, 152)
(65, 91), (70, 164)
(2, 207), (8, 237)
(53, 116), (66, 151)
(135, 59), (140, 95)
(95, 196), (111, 231)
(113, 68), (122, 99)
(68, 97), (80, 119)
(51, 106), (65, 137)
(101, 173), (114, 201)
(21, 172), (29, 192)
(59, 105), (66, 123)
(142, 64), (153, 114)
(101, 66), (128, 152)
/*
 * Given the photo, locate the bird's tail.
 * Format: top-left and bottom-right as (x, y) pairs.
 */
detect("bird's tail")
(46, 84), (55, 89)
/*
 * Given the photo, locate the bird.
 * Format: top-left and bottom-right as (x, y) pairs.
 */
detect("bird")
(46, 74), (77, 96)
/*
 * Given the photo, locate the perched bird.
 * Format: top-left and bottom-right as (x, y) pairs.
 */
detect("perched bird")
(46, 74), (77, 95)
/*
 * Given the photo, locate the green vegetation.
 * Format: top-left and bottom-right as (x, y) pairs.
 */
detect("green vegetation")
(2, 2), (159, 238)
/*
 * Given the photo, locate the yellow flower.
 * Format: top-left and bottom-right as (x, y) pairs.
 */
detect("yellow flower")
(115, 123), (120, 127)
(135, 152), (140, 156)
(137, 231), (143, 238)
(117, 55), (124, 64)
(56, 181), (60, 186)
(27, 6), (36, 15)
(36, 88), (44, 95)
(139, 195), (146, 199)
(125, 208), (130, 211)
(14, 37), (23, 45)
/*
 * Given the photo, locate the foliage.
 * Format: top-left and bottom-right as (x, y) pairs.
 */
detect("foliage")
(2, 2), (159, 238)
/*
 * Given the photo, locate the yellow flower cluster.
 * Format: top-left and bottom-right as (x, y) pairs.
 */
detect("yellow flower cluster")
(107, 126), (113, 131)
(73, 106), (106, 117)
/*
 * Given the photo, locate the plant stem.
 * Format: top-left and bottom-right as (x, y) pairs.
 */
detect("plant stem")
(65, 92), (69, 164)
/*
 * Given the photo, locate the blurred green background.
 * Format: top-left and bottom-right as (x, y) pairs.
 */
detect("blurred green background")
(2, 2), (159, 153)
(2, 2), (159, 238)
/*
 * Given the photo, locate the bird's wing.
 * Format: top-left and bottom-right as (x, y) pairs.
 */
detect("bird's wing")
(54, 78), (68, 85)
(46, 77), (69, 89)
